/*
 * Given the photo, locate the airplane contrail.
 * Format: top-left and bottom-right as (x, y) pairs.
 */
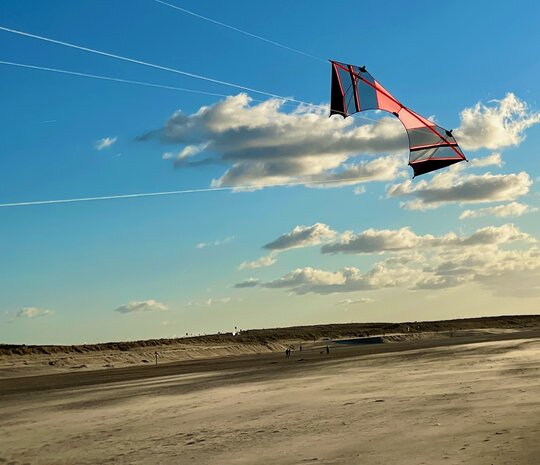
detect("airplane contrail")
(0, 178), (371, 209)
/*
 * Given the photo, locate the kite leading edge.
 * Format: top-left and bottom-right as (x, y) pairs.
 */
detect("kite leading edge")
(329, 60), (467, 177)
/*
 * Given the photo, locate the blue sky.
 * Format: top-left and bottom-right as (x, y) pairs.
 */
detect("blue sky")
(1, 0), (539, 344)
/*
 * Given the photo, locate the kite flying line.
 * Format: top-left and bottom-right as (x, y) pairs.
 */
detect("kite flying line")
(0, 25), (380, 121)
(0, 60), (231, 98)
(0, 25), (311, 106)
(0, 22), (388, 210)
(0, 177), (378, 209)
(152, 0), (327, 64)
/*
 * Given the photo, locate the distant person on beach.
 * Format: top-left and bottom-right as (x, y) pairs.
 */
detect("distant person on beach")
(326, 345), (330, 355)
(299, 345), (302, 352)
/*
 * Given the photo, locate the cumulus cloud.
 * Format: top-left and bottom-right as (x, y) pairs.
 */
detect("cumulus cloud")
(196, 236), (235, 249)
(140, 93), (408, 188)
(95, 136), (118, 150)
(422, 245), (540, 297)
(454, 93), (540, 151)
(337, 297), (374, 305)
(248, 221), (539, 297)
(163, 143), (209, 162)
(261, 242), (540, 297)
(460, 202), (537, 220)
(17, 307), (53, 319)
(387, 169), (532, 210)
(114, 299), (168, 314)
(468, 152), (504, 168)
(322, 227), (426, 255)
(186, 297), (236, 306)
(262, 262), (414, 295)
(302, 155), (406, 188)
(321, 224), (531, 255)
(234, 278), (261, 288)
(238, 254), (276, 270)
(139, 92), (539, 191)
(264, 223), (337, 251)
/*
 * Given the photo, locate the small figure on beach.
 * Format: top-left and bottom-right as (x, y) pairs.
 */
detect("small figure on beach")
(326, 345), (330, 355)
(285, 348), (291, 358)
(154, 351), (160, 366)
(299, 345), (302, 352)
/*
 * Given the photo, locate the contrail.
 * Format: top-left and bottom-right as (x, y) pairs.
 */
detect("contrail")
(153, 0), (326, 63)
(0, 60), (230, 98)
(0, 178), (371, 209)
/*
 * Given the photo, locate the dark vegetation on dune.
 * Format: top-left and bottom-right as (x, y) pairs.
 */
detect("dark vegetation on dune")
(2, 315), (539, 356)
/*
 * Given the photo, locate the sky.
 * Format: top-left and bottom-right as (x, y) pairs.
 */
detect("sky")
(1, 0), (539, 344)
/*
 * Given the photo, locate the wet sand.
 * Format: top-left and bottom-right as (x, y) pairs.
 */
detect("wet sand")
(1, 330), (540, 464)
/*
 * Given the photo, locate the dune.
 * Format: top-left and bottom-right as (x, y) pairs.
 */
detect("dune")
(1, 316), (539, 464)
(1, 314), (539, 378)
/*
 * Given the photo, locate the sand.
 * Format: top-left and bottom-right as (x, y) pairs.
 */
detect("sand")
(1, 328), (539, 464)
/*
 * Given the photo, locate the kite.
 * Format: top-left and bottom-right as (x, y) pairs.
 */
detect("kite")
(330, 60), (467, 177)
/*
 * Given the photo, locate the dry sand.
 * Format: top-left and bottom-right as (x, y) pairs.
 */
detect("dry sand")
(1, 327), (540, 465)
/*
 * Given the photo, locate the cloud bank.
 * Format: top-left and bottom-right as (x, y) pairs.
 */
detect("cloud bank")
(95, 136), (118, 151)
(114, 300), (168, 314)
(236, 223), (539, 297)
(460, 202), (537, 220)
(17, 307), (53, 319)
(141, 92), (539, 190)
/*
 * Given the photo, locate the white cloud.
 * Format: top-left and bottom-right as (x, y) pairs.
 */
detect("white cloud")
(423, 245), (540, 297)
(187, 297), (235, 306)
(264, 223), (336, 251)
(292, 155), (406, 189)
(337, 298), (374, 305)
(238, 254), (276, 270)
(139, 93), (540, 191)
(454, 93), (540, 151)
(250, 223), (539, 297)
(234, 278), (260, 288)
(141, 94), (408, 188)
(262, 242), (540, 297)
(196, 236), (235, 249)
(114, 299), (168, 314)
(163, 143), (209, 162)
(263, 263), (414, 295)
(322, 227), (427, 255)
(460, 202), (537, 220)
(387, 169), (532, 210)
(320, 224), (532, 255)
(17, 307), (53, 319)
(468, 152), (504, 168)
(354, 185), (366, 195)
(205, 297), (231, 305)
(95, 136), (118, 151)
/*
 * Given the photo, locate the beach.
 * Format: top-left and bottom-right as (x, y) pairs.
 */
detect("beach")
(1, 323), (540, 464)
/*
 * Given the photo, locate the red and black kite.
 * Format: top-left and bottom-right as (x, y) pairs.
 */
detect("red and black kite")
(330, 60), (466, 177)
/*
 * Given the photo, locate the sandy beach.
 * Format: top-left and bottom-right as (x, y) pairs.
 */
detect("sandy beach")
(1, 323), (540, 465)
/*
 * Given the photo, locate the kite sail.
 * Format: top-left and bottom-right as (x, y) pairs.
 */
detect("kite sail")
(330, 60), (466, 177)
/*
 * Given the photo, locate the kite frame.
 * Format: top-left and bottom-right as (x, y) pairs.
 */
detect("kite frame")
(330, 60), (467, 175)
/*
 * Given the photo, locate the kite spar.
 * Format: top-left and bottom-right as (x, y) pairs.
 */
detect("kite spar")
(330, 61), (467, 177)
